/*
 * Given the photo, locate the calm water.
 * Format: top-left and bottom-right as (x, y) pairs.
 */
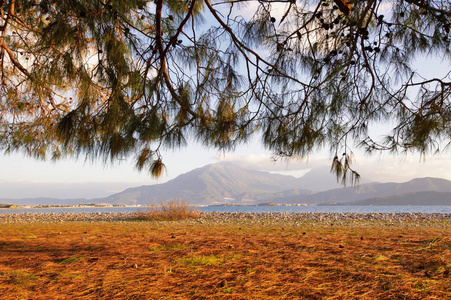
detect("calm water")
(1, 206), (451, 214)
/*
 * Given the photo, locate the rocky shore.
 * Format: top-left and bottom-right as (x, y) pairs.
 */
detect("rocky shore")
(0, 211), (450, 227)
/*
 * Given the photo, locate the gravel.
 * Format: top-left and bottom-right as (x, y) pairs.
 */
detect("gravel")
(0, 211), (449, 227)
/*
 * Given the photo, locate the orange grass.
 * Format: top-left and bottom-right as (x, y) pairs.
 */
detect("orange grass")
(0, 221), (450, 299)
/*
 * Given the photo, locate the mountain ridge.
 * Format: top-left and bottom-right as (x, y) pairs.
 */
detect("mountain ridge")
(318, 191), (451, 206)
(103, 162), (304, 205)
(1, 163), (451, 206)
(300, 177), (451, 205)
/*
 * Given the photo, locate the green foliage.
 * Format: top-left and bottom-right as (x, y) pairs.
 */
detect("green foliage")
(1, 0), (450, 184)
(8, 270), (39, 287)
(58, 255), (87, 265)
(175, 254), (223, 267)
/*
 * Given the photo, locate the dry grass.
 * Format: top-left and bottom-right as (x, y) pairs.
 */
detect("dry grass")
(135, 199), (200, 221)
(0, 220), (450, 299)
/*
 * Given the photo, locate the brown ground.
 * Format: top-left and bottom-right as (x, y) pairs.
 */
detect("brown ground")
(0, 220), (450, 299)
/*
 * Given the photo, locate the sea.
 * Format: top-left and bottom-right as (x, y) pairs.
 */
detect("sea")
(0, 206), (450, 214)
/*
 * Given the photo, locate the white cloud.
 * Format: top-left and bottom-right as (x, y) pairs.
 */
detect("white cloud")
(352, 154), (451, 183)
(217, 152), (330, 172)
(217, 151), (451, 183)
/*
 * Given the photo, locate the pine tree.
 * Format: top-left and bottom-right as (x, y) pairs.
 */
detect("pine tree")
(0, 0), (450, 184)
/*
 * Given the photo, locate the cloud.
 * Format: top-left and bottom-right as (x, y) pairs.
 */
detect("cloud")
(352, 154), (451, 183)
(216, 152), (451, 183)
(217, 153), (330, 171)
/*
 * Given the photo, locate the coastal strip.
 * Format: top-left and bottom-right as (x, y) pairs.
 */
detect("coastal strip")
(0, 212), (449, 227)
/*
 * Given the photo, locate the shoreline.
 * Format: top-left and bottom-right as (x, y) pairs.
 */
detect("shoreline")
(1, 211), (450, 227)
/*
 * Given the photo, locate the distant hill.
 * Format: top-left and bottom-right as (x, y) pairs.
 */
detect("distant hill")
(0, 197), (88, 206)
(0, 181), (136, 199)
(307, 177), (451, 205)
(324, 191), (451, 206)
(2, 164), (451, 206)
(295, 167), (356, 192)
(102, 167), (451, 206)
(102, 162), (308, 205)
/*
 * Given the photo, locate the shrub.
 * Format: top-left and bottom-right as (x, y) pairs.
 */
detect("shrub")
(136, 199), (200, 221)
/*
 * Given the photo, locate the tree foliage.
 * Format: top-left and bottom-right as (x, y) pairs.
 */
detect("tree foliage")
(0, 0), (450, 183)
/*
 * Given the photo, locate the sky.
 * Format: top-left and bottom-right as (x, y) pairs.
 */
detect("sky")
(1, 2), (451, 200)
(3, 135), (451, 199)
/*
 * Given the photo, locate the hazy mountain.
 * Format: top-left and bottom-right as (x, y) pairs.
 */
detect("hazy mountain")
(265, 166), (375, 202)
(252, 188), (312, 204)
(0, 181), (143, 199)
(0, 197), (88, 206)
(304, 177), (451, 205)
(103, 162), (306, 205)
(2, 163), (451, 206)
(325, 191), (451, 206)
(103, 166), (451, 206)
(295, 167), (349, 192)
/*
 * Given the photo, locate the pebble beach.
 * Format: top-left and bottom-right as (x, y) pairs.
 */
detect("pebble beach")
(0, 211), (450, 227)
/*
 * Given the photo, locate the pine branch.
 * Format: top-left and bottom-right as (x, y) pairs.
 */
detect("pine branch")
(0, 39), (30, 77)
(154, 0), (197, 118)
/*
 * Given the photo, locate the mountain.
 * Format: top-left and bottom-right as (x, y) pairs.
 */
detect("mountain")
(295, 167), (349, 192)
(329, 191), (451, 206)
(0, 197), (89, 206)
(102, 162), (310, 205)
(103, 167), (451, 206)
(306, 177), (451, 205)
(2, 163), (451, 206)
(266, 166), (374, 202)
(0, 181), (138, 199)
